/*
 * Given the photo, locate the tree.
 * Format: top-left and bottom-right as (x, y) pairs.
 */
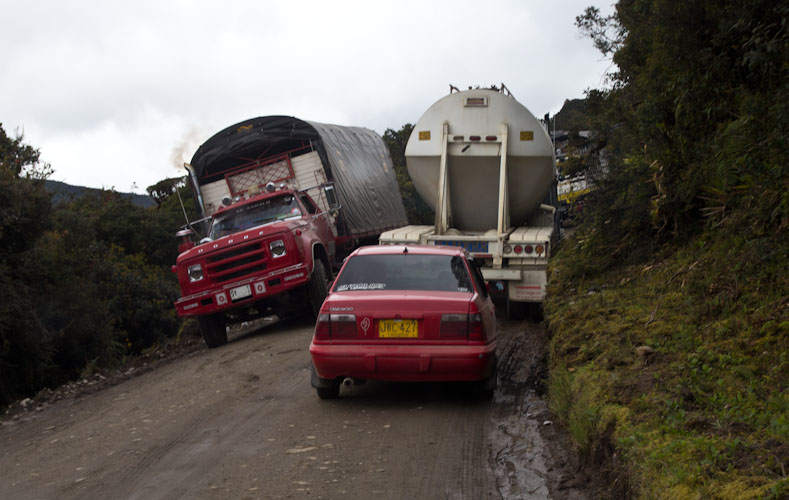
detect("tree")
(0, 125), (54, 407)
(146, 176), (186, 207)
(0, 124), (186, 408)
(383, 124), (434, 225)
(0, 124), (46, 177)
(570, 0), (789, 263)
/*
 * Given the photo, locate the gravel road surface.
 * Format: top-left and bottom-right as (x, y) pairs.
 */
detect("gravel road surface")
(1, 316), (588, 499)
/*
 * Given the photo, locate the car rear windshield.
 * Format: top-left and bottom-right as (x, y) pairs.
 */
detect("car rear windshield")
(334, 254), (473, 293)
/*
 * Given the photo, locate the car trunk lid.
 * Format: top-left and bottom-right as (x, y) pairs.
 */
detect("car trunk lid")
(319, 290), (476, 344)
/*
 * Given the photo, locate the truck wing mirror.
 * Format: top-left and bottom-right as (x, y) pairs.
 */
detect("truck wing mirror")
(323, 184), (339, 209)
(176, 228), (196, 253)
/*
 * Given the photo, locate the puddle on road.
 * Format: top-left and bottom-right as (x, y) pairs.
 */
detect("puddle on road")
(487, 322), (588, 500)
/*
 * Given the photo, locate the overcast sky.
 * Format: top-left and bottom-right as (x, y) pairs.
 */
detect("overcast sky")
(1, 0), (614, 193)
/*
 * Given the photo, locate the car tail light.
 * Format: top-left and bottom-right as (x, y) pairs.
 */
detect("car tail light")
(468, 313), (484, 340)
(514, 245), (523, 254)
(314, 313), (357, 339)
(315, 314), (331, 340)
(440, 314), (468, 338)
(468, 303), (485, 341)
(330, 314), (357, 338)
(535, 244), (545, 255)
(523, 244), (534, 254)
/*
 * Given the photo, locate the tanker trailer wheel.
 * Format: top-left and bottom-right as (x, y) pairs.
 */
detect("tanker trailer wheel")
(505, 291), (526, 321)
(198, 313), (228, 348)
(308, 260), (329, 317)
(528, 303), (544, 322)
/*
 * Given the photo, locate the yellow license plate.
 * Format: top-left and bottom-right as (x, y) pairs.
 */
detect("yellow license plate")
(378, 319), (418, 338)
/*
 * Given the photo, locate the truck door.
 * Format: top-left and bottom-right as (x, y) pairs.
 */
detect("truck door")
(299, 193), (334, 260)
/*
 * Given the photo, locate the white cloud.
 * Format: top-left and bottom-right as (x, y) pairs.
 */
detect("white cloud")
(1, 0), (614, 193)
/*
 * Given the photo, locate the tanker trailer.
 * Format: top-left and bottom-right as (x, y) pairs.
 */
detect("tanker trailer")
(379, 86), (559, 318)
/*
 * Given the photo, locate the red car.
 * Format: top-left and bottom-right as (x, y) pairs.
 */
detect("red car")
(309, 245), (498, 399)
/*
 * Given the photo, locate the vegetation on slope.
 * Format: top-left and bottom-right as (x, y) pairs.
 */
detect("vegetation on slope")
(544, 1), (788, 498)
(547, 214), (787, 498)
(0, 125), (197, 409)
(383, 123), (434, 225)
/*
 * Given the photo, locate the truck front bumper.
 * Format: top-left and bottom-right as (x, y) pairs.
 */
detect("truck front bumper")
(175, 263), (309, 317)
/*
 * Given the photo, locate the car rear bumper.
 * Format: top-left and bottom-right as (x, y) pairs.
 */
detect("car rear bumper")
(309, 342), (497, 382)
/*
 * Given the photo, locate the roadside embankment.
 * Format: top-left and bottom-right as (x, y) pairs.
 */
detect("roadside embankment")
(544, 226), (788, 499)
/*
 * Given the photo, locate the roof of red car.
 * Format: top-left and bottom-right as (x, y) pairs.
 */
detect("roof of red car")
(352, 245), (467, 257)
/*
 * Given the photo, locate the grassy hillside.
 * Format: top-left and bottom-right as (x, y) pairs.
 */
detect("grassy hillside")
(545, 208), (788, 498)
(545, 2), (788, 497)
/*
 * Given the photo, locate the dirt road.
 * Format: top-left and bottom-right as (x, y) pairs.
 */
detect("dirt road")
(1, 316), (588, 500)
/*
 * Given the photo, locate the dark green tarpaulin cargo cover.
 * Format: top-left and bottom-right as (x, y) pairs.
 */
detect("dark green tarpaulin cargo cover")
(190, 116), (408, 238)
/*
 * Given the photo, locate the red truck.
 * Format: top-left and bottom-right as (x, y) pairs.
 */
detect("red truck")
(173, 116), (408, 347)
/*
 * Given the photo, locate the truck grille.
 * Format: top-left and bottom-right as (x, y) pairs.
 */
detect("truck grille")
(205, 242), (268, 284)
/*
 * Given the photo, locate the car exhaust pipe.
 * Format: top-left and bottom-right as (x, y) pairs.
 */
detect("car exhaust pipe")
(342, 377), (354, 387)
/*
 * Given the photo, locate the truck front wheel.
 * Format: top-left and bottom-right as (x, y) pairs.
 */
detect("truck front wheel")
(198, 314), (228, 348)
(308, 260), (329, 317)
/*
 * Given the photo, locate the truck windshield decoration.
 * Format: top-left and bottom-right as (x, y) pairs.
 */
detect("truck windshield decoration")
(334, 255), (472, 293)
(209, 195), (301, 240)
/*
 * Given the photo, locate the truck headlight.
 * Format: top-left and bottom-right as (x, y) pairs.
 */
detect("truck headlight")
(188, 264), (204, 282)
(270, 240), (286, 258)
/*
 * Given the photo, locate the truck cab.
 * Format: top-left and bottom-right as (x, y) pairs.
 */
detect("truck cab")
(173, 184), (334, 347)
(172, 115), (408, 348)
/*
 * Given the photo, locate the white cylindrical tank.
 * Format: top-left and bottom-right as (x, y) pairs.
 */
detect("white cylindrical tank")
(406, 89), (554, 231)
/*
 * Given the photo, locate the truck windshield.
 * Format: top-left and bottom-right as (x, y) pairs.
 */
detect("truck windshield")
(333, 254), (473, 293)
(209, 194), (301, 239)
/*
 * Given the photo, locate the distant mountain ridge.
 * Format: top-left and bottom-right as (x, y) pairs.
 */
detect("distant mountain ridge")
(44, 180), (156, 208)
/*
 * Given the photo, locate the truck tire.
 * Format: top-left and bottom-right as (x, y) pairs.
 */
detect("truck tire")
(528, 302), (544, 322)
(198, 314), (228, 348)
(308, 260), (329, 317)
(506, 293), (526, 321)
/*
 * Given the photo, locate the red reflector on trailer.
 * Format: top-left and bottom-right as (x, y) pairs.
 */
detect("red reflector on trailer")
(469, 135), (481, 141)
(485, 135), (497, 141)
(524, 245), (534, 254)
(514, 245), (523, 254)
